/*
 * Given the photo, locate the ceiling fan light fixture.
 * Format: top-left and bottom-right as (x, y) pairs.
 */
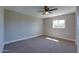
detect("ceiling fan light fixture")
(45, 11), (49, 14)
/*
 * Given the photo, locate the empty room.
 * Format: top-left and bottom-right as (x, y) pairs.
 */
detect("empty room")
(0, 6), (79, 53)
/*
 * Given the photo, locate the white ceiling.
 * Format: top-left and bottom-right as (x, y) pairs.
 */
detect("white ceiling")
(4, 6), (76, 18)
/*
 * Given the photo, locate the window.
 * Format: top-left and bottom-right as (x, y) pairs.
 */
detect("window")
(52, 20), (65, 28)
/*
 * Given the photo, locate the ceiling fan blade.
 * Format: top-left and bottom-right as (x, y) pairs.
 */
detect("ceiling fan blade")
(49, 8), (58, 11)
(42, 12), (45, 15)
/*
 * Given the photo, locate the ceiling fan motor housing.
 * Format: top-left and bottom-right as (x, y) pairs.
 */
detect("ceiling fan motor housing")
(44, 6), (49, 12)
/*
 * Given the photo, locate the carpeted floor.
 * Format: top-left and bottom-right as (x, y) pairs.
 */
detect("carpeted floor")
(3, 35), (77, 53)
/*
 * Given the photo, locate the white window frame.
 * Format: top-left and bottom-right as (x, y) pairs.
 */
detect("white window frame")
(52, 20), (65, 29)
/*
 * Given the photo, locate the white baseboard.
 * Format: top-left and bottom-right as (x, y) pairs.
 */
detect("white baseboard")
(4, 34), (43, 45)
(4, 34), (75, 45)
(45, 34), (75, 42)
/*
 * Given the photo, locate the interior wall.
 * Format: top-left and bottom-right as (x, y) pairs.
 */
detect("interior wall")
(43, 13), (76, 41)
(76, 7), (79, 52)
(5, 10), (43, 42)
(0, 7), (4, 52)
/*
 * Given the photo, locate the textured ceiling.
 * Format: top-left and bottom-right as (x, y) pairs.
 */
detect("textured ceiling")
(4, 6), (76, 18)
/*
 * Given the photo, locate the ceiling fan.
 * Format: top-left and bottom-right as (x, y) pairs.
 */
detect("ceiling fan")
(38, 6), (58, 15)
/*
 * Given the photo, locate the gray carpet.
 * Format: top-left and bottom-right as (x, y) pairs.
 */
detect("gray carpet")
(3, 35), (77, 53)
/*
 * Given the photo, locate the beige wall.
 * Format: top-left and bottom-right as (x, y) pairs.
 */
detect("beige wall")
(43, 13), (76, 41)
(0, 7), (4, 52)
(5, 10), (43, 42)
